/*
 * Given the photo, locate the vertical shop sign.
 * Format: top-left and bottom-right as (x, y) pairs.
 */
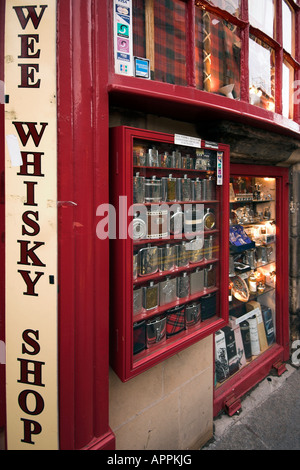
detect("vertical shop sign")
(4, 1), (58, 449)
(114, 0), (133, 76)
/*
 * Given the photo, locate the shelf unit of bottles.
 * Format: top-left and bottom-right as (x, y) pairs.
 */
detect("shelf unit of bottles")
(214, 164), (289, 416)
(109, 126), (230, 381)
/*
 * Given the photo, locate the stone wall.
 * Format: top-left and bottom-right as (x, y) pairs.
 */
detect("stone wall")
(109, 337), (213, 450)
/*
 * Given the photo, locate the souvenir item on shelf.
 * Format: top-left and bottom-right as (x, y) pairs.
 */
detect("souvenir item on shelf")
(133, 287), (143, 316)
(159, 276), (177, 306)
(204, 264), (216, 288)
(261, 305), (275, 345)
(223, 326), (239, 376)
(203, 208), (216, 231)
(190, 268), (204, 295)
(172, 150), (182, 168)
(146, 316), (167, 347)
(147, 207), (169, 239)
(231, 276), (250, 302)
(181, 155), (193, 169)
(176, 272), (190, 298)
(133, 320), (146, 355)
(215, 329), (230, 382)
(239, 320), (252, 360)
(158, 244), (176, 272)
(133, 147), (146, 166)
(243, 249), (256, 269)
(184, 205), (204, 234)
(139, 244), (159, 276)
(175, 242), (189, 268)
(160, 151), (173, 168)
(166, 305), (185, 336)
(229, 225), (253, 247)
(147, 147), (159, 167)
(177, 174), (191, 201)
(185, 302), (201, 328)
(133, 252), (138, 279)
(248, 271), (257, 294)
(188, 237), (204, 264)
(162, 174), (177, 202)
(204, 235), (214, 260)
(200, 292), (216, 320)
(191, 177), (202, 201)
(132, 211), (147, 240)
(202, 176), (216, 200)
(170, 207), (184, 235)
(142, 281), (159, 310)
(145, 176), (162, 203)
(133, 172), (145, 204)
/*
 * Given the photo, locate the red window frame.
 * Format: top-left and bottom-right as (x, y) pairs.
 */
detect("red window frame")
(108, 0), (300, 135)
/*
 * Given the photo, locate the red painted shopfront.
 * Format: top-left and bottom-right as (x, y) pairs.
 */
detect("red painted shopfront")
(0, 0), (299, 451)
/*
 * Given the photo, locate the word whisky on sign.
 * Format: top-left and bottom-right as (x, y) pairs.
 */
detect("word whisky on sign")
(15, 121), (48, 296)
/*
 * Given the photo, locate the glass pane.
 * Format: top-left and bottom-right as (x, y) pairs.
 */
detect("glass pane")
(133, 0), (187, 86)
(282, 62), (294, 120)
(205, 0), (241, 17)
(249, 35), (275, 111)
(282, 0), (294, 55)
(215, 176), (277, 386)
(249, 0), (275, 38)
(195, 9), (241, 99)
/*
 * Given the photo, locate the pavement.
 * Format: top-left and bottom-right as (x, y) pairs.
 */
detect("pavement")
(203, 362), (300, 450)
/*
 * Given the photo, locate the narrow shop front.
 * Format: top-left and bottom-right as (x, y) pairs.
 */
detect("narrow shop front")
(0, 0), (299, 450)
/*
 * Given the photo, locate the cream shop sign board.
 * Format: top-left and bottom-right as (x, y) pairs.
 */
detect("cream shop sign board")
(4, 1), (58, 449)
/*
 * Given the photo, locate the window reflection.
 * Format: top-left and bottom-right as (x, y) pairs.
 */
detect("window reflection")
(282, 62), (294, 119)
(282, 0), (294, 56)
(195, 9), (241, 99)
(249, 35), (275, 111)
(249, 0), (275, 38)
(206, 0), (241, 17)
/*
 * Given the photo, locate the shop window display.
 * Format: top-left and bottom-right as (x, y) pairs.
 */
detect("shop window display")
(133, 0), (187, 85)
(215, 175), (277, 386)
(109, 126), (229, 381)
(195, 9), (241, 98)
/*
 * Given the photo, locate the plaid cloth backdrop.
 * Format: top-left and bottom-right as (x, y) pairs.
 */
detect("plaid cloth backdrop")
(133, 0), (241, 96)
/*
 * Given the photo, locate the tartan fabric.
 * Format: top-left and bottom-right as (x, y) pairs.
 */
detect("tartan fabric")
(195, 8), (241, 98)
(133, 0), (146, 59)
(166, 305), (185, 336)
(133, 0), (187, 86)
(132, 1), (241, 95)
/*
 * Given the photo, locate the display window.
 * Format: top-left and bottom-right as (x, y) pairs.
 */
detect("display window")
(282, 60), (294, 120)
(109, 126), (229, 381)
(249, 0), (275, 38)
(133, 0), (187, 85)
(195, 9), (241, 98)
(205, 0), (241, 17)
(115, 0), (300, 127)
(214, 164), (289, 416)
(282, 0), (295, 56)
(249, 35), (275, 111)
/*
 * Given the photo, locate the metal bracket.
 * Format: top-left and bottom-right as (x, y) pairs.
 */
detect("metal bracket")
(224, 393), (241, 416)
(273, 361), (287, 376)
